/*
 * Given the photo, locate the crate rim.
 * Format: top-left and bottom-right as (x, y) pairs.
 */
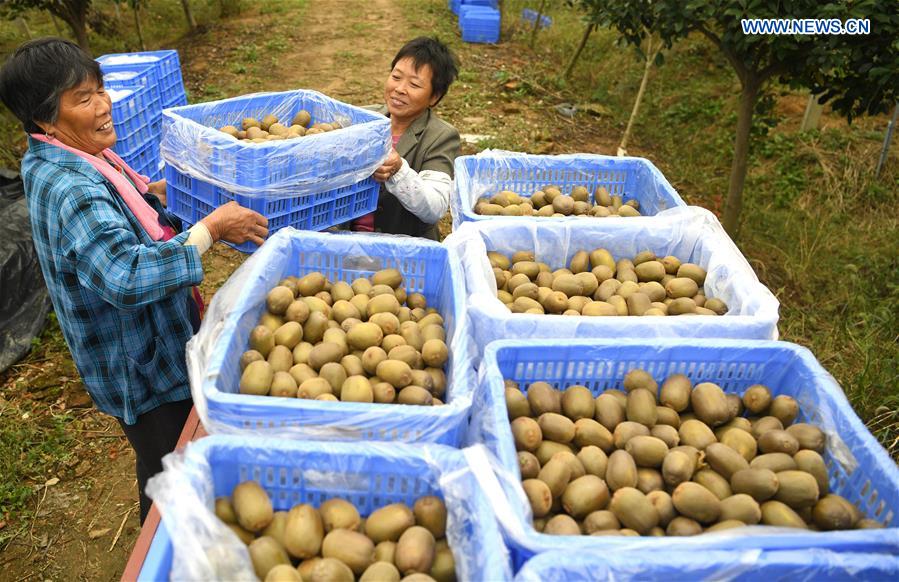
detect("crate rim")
(454, 150), (686, 224)
(161, 89), (388, 152)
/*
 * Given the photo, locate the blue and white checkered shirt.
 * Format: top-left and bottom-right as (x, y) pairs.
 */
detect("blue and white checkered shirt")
(21, 136), (203, 424)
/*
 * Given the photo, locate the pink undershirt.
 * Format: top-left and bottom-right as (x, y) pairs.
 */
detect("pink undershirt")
(353, 133), (402, 232)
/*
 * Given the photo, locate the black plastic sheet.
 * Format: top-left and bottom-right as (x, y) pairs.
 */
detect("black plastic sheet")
(0, 170), (50, 373)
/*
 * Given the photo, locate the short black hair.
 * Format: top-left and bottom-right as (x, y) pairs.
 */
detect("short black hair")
(0, 37), (101, 134)
(391, 37), (459, 105)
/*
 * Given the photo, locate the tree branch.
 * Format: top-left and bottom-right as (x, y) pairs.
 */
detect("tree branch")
(759, 61), (788, 83)
(696, 22), (748, 85)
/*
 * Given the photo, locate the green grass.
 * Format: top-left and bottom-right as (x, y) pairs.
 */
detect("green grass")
(0, 313), (75, 545)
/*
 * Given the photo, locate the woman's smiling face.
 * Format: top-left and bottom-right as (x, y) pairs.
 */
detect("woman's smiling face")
(39, 77), (116, 155)
(384, 57), (439, 123)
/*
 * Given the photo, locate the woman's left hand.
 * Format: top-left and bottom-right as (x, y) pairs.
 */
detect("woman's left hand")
(373, 149), (403, 183)
(147, 179), (167, 206)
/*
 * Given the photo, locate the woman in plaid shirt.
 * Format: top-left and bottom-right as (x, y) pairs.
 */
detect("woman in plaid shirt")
(0, 38), (268, 523)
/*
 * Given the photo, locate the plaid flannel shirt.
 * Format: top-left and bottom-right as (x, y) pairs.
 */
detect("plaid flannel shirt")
(21, 137), (204, 424)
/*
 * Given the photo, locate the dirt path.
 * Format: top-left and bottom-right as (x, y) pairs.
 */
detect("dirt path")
(0, 1), (406, 580)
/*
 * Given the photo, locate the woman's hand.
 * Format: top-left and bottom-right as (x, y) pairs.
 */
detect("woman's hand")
(201, 202), (269, 246)
(373, 148), (403, 183)
(147, 179), (167, 206)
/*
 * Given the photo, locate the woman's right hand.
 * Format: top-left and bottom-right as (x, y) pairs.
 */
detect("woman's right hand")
(201, 201), (269, 246)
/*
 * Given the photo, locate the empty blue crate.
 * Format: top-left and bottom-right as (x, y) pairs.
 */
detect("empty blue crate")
(451, 151), (686, 228)
(470, 338), (899, 569)
(98, 49), (184, 94)
(461, 6), (501, 43)
(122, 140), (160, 179)
(137, 437), (511, 581)
(107, 86), (159, 156)
(164, 165), (379, 253)
(103, 68), (161, 103)
(521, 8), (552, 28)
(162, 89), (188, 109)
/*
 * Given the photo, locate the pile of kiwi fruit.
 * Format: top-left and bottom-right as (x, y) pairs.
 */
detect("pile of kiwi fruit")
(474, 185), (643, 217)
(239, 269), (450, 406)
(505, 368), (883, 537)
(216, 480), (455, 581)
(488, 248), (728, 316)
(218, 110), (347, 143)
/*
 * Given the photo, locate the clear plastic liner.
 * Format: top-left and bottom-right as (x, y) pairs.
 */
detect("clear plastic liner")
(514, 548), (899, 581)
(160, 90), (391, 197)
(185, 228), (474, 444)
(145, 437), (513, 581)
(450, 149), (688, 229)
(100, 54), (163, 65)
(462, 338), (899, 569)
(443, 206), (780, 365)
(107, 88), (134, 103)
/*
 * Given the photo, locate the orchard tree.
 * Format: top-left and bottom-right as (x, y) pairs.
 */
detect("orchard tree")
(563, 0), (603, 79)
(598, 0), (899, 235)
(0, 0), (92, 51)
(179, 0), (196, 31)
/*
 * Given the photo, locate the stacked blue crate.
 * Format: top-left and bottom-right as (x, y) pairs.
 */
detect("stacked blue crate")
(460, 4), (501, 43)
(98, 50), (187, 109)
(106, 86), (162, 181)
(99, 50), (188, 181)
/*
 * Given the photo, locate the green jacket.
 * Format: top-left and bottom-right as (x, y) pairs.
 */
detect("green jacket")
(369, 105), (461, 239)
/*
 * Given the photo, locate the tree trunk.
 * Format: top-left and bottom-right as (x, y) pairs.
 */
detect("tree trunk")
(133, 3), (146, 51)
(180, 0), (198, 31)
(529, 0), (547, 50)
(563, 22), (596, 80)
(619, 38), (660, 156)
(48, 2), (91, 51)
(723, 78), (761, 236)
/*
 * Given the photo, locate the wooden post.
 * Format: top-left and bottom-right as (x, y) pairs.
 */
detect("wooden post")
(17, 17), (33, 39)
(800, 93), (824, 131)
(132, 2), (146, 51)
(875, 102), (898, 178)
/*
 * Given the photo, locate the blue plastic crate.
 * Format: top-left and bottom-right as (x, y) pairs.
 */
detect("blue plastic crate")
(162, 89), (188, 109)
(468, 338), (899, 569)
(161, 90), (390, 195)
(451, 151), (687, 228)
(103, 68), (162, 103)
(461, 6), (501, 43)
(450, 0), (461, 15)
(138, 437), (512, 581)
(446, 209), (780, 363)
(515, 549), (899, 580)
(116, 138), (160, 180)
(107, 86), (159, 151)
(98, 49), (184, 91)
(521, 8), (552, 29)
(190, 228), (475, 444)
(164, 165), (379, 252)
